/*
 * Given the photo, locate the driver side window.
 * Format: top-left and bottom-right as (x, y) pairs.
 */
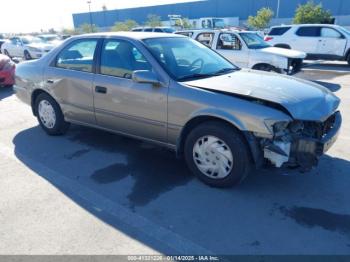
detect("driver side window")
(217, 33), (241, 50)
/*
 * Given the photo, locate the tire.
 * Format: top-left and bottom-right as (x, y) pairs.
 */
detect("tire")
(24, 50), (32, 60)
(4, 49), (11, 58)
(34, 93), (70, 135)
(253, 64), (274, 72)
(347, 55), (350, 66)
(184, 121), (252, 188)
(274, 44), (291, 49)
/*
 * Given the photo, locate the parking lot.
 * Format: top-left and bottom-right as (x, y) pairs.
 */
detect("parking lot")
(0, 61), (350, 255)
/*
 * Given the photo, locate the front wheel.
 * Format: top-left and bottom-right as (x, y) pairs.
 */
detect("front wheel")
(35, 93), (70, 135)
(184, 121), (252, 188)
(4, 49), (11, 58)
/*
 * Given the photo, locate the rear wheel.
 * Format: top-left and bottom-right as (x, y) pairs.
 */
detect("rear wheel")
(34, 93), (70, 135)
(253, 64), (275, 72)
(24, 50), (32, 60)
(184, 121), (252, 188)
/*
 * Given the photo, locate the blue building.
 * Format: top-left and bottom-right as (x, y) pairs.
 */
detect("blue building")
(73, 0), (350, 29)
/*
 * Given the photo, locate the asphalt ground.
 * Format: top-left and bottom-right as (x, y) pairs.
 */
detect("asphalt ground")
(0, 61), (350, 255)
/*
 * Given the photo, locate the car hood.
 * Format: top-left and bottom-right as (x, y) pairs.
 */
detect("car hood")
(184, 69), (340, 121)
(258, 47), (306, 59)
(26, 43), (54, 50)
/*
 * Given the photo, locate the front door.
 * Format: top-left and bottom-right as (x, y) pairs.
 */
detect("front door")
(93, 38), (168, 142)
(319, 27), (347, 57)
(215, 32), (249, 68)
(44, 38), (98, 125)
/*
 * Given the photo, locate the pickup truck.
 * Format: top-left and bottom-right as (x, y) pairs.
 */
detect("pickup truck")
(176, 29), (306, 74)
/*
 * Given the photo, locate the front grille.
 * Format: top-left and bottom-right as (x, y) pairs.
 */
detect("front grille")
(322, 113), (336, 136)
(302, 113), (336, 139)
(289, 58), (303, 73)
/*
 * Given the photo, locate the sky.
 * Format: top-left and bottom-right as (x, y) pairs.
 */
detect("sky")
(0, 0), (196, 33)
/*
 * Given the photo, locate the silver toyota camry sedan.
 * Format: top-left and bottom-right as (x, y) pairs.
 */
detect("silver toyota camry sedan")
(14, 32), (341, 187)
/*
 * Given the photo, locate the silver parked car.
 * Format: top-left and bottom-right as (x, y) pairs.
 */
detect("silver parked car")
(15, 32), (341, 187)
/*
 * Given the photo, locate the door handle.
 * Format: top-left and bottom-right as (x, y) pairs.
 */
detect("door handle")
(95, 86), (107, 94)
(47, 79), (54, 84)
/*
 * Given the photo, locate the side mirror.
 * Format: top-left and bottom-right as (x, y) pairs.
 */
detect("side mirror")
(132, 70), (160, 86)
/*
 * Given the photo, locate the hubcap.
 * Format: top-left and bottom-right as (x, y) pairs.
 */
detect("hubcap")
(193, 135), (233, 179)
(38, 100), (56, 129)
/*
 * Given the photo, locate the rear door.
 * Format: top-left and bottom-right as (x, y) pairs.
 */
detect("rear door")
(44, 38), (99, 125)
(294, 26), (321, 54)
(319, 27), (347, 57)
(93, 38), (168, 142)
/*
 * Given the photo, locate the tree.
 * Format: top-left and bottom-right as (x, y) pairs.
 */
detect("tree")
(293, 1), (332, 24)
(79, 23), (99, 33)
(61, 28), (79, 35)
(48, 28), (57, 34)
(247, 7), (274, 30)
(111, 20), (138, 32)
(146, 14), (162, 27)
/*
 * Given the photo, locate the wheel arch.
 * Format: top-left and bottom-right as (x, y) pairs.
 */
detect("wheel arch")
(176, 114), (262, 167)
(31, 89), (54, 116)
(345, 48), (350, 61)
(274, 44), (291, 49)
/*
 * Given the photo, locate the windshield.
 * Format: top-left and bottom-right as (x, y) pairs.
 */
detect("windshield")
(338, 26), (350, 36)
(143, 37), (238, 81)
(239, 32), (270, 49)
(21, 37), (43, 45)
(162, 28), (175, 33)
(40, 35), (60, 42)
(213, 19), (226, 28)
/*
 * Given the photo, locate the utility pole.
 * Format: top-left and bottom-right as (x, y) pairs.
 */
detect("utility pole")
(87, 0), (93, 32)
(276, 0), (280, 19)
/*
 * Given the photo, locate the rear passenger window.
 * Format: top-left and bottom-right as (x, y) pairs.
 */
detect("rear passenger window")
(195, 33), (214, 47)
(217, 33), (242, 50)
(154, 28), (163, 32)
(268, 27), (291, 36)
(176, 32), (194, 37)
(100, 39), (151, 79)
(56, 39), (97, 72)
(296, 27), (320, 37)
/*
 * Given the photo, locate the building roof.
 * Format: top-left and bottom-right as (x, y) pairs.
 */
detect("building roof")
(72, 31), (185, 40)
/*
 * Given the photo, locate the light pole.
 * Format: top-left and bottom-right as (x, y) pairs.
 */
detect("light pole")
(87, 0), (93, 32)
(276, 0), (280, 19)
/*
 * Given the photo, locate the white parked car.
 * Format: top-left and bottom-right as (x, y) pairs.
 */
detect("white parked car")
(265, 24), (350, 65)
(176, 29), (306, 74)
(1, 36), (56, 60)
(38, 34), (63, 46)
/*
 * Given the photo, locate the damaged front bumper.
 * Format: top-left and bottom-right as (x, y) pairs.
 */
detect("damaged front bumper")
(263, 111), (342, 171)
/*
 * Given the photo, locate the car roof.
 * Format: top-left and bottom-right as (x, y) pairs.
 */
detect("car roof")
(72, 32), (185, 40)
(271, 24), (339, 28)
(176, 29), (254, 34)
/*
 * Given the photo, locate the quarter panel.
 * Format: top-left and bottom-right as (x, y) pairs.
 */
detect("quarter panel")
(44, 67), (96, 124)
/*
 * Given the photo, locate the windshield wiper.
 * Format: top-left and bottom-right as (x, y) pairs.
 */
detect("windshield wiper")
(213, 68), (237, 75)
(178, 68), (238, 81)
(178, 73), (218, 81)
